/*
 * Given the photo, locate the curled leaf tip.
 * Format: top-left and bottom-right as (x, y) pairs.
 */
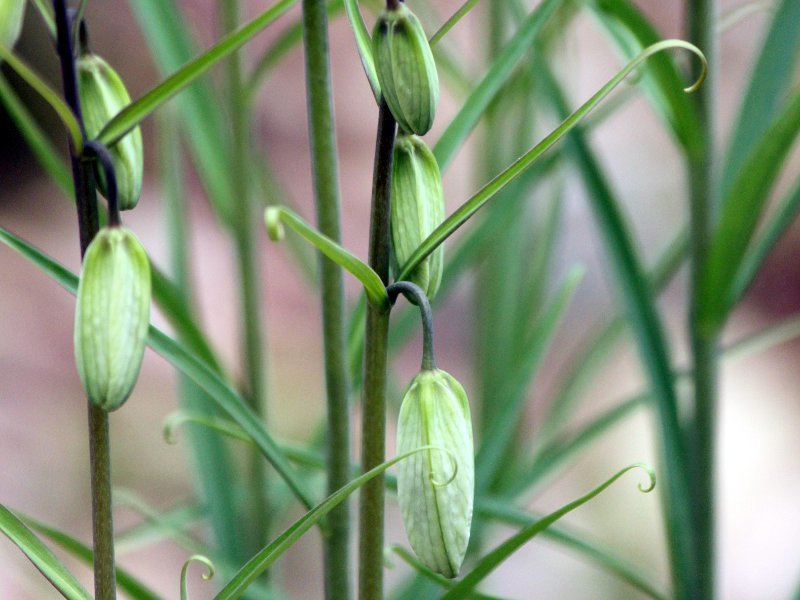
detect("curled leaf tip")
(668, 39), (708, 93)
(631, 463), (657, 493)
(162, 411), (189, 444)
(430, 446), (459, 487)
(180, 555), (215, 600)
(264, 206), (285, 241)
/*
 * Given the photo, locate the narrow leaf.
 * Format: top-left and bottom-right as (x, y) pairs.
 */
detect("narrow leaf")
(433, 0), (561, 170)
(21, 515), (163, 600)
(442, 465), (656, 599)
(0, 504), (92, 600)
(429, 0), (482, 47)
(700, 90), (800, 332)
(720, 0), (800, 196)
(0, 228), (317, 512)
(400, 40), (706, 281)
(265, 206), (388, 308)
(99, 0), (296, 146)
(0, 74), (72, 193)
(213, 448), (440, 600)
(0, 46), (83, 150)
(343, 0), (380, 101)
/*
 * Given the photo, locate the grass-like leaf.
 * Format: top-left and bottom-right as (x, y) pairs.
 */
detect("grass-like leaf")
(343, 0), (380, 101)
(432, 0), (561, 171)
(475, 266), (584, 496)
(0, 504), (92, 600)
(0, 46), (83, 151)
(473, 499), (668, 600)
(699, 90), (800, 332)
(587, 0), (703, 158)
(21, 514), (163, 600)
(212, 448), (441, 600)
(101, 0), (296, 147)
(428, 0), (482, 47)
(442, 465), (656, 599)
(0, 227), (317, 513)
(720, 0), (800, 197)
(400, 39), (706, 283)
(0, 74), (72, 193)
(265, 206), (388, 308)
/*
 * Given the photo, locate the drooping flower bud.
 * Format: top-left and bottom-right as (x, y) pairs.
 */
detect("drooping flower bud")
(74, 226), (151, 411)
(372, 3), (439, 135)
(396, 368), (474, 578)
(0, 0), (26, 51)
(391, 133), (444, 299)
(77, 52), (143, 210)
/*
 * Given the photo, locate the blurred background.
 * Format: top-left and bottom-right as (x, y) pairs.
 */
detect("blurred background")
(1, 0), (799, 598)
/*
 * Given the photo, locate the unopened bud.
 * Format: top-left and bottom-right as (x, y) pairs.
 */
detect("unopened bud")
(396, 368), (474, 578)
(74, 226), (151, 411)
(373, 4), (438, 135)
(391, 134), (444, 298)
(78, 52), (143, 210)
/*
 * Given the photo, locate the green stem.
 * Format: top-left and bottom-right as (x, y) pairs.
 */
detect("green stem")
(687, 1), (717, 599)
(300, 0), (351, 597)
(220, 0), (269, 560)
(53, 1), (115, 598)
(358, 100), (396, 600)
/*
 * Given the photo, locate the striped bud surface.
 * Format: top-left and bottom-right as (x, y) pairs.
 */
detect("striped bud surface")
(0, 0), (25, 51)
(391, 134), (444, 298)
(74, 227), (151, 411)
(372, 3), (439, 135)
(396, 368), (474, 578)
(78, 52), (143, 210)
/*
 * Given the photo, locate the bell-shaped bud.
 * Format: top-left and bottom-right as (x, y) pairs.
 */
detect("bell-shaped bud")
(0, 0), (26, 51)
(396, 368), (474, 578)
(77, 52), (143, 210)
(372, 3), (439, 135)
(391, 134), (444, 299)
(74, 226), (151, 411)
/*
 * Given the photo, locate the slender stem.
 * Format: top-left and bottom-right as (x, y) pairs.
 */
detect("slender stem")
(687, 1), (717, 599)
(300, 0), (351, 597)
(53, 1), (115, 598)
(220, 0), (269, 560)
(387, 281), (435, 370)
(358, 100), (396, 600)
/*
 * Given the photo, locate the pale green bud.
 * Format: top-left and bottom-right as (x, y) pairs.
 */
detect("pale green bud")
(373, 3), (439, 135)
(396, 368), (474, 578)
(77, 52), (143, 210)
(0, 0), (25, 51)
(391, 134), (444, 298)
(74, 227), (151, 411)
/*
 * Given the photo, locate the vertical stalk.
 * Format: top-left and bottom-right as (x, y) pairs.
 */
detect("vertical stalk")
(687, 1), (717, 599)
(219, 0), (269, 559)
(358, 100), (396, 600)
(300, 0), (351, 597)
(53, 1), (114, 598)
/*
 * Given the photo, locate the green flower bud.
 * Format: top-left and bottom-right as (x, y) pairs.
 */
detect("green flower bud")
(391, 134), (444, 298)
(77, 52), (143, 210)
(74, 226), (151, 411)
(396, 368), (474, 578)
(0, 0), (25, 51)
(373, 3), (439, 135)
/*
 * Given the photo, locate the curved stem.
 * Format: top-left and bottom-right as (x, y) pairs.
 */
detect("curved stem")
(300, 0), (351, 596)
(53, 2), (115, 599)
(387, 281), (435, 370)
(83, 141), (119, 226)
(358, 99), (396, 600)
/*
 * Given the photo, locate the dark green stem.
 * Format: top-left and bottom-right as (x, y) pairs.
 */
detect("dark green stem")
(687, 1), (717, 599)
(300, 0), (351, 597)
(358, 100), (396, 600)
(387, 281), (435, 370)
(220, 0), (269, 559)
(53, 1), (115, 598)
